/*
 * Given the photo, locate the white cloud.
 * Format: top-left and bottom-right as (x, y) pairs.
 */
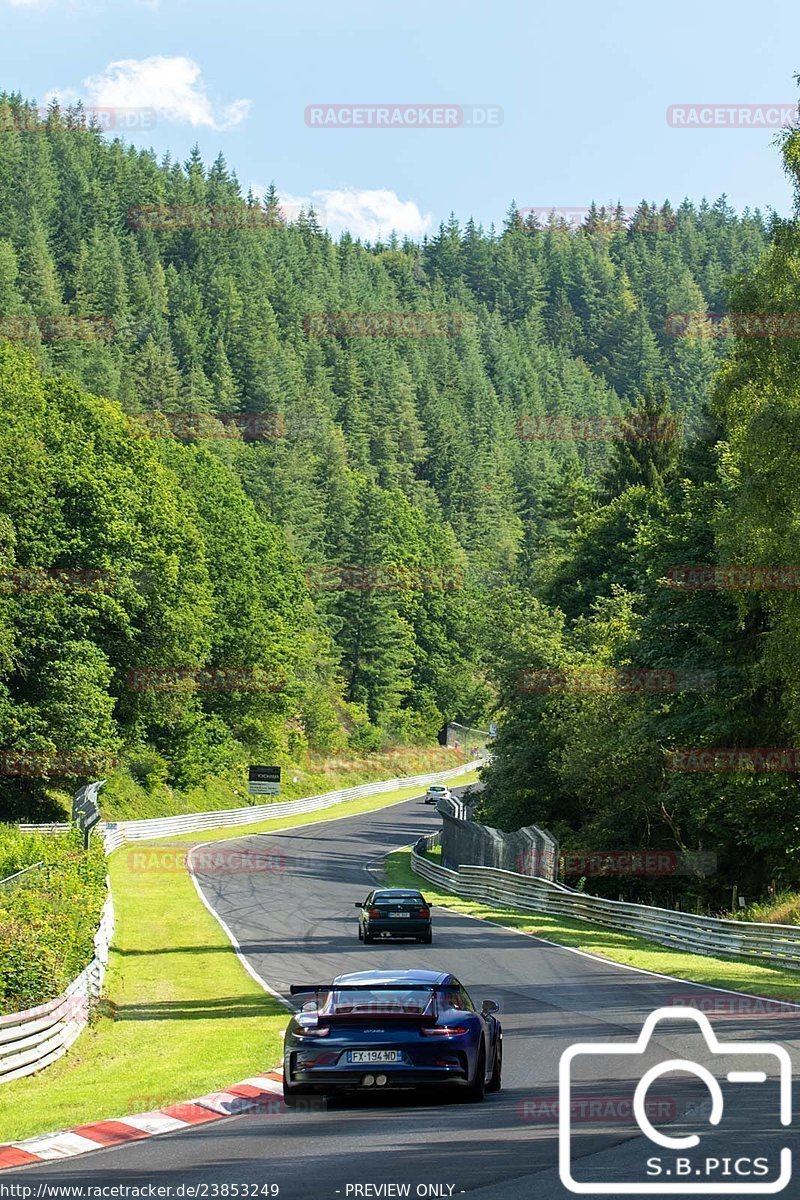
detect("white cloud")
(256, 186), (432, 242)
(47, 56), (250, 130)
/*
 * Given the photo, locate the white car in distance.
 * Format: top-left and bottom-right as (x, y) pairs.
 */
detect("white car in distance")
(424, 784), (452, 806)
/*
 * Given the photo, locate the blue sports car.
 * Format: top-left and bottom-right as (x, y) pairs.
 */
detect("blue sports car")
(282, 969), (502, 1105)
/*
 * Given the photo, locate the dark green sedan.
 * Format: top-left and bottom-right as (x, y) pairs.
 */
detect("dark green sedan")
(356, 888), (433, 943)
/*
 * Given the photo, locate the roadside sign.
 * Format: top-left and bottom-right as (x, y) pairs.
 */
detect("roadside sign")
(489, 722), (497, 737)
(72, 780), (105, 848)
(248, 765), (281, 796)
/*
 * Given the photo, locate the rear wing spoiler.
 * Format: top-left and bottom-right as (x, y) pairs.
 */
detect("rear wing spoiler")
(289, 982), (447, 995)
(288, 982), (443, 1022)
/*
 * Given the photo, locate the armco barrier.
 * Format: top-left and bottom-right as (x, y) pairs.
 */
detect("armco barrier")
(20, 761), (481, 852)
(0, 886), (114, 1083)
(411, 836), (800, 969)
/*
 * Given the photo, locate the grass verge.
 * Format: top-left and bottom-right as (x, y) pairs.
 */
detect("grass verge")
(385, 848), (800, 1004)
(99, 746), (473, 821)
(165, 772), (478, 845)
(0, 770), (477, 1143)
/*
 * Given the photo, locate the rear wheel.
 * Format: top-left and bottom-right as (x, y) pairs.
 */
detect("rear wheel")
(358, 924), (363, 941)
(422, 929), (433, 944)
(487, 1037), (502, 1093)
(461, 1044), (486, 1103)
(363, 929), (373, 944)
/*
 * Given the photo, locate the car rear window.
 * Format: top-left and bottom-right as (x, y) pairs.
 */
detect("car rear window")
(321, 988), (436, 1016)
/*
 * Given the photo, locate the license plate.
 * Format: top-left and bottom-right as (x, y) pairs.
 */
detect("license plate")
(390, 912), (410, 917)
(347, 1050), (404, 1064)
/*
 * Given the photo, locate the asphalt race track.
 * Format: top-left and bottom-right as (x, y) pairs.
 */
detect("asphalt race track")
(7, 790), (800, 1198)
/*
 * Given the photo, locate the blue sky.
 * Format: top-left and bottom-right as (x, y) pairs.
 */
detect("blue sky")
(1, 0), (798, 239)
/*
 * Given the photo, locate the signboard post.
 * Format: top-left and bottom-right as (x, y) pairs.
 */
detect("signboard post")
(248, 765), (281, 797)
(72, 780), (105, 850)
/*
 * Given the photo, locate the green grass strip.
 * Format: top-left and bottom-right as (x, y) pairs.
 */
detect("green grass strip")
(385, 848), (800, 1004)
(0, 770), (477, 1143)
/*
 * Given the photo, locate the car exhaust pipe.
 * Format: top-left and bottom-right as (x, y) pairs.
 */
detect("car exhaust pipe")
(375, 1074), (388, 1087)
(362, 1074), (375, 1086)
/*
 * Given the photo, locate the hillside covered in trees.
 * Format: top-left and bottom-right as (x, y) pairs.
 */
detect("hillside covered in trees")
(0, 93), (776, 848)
(480, 126), (800, 908)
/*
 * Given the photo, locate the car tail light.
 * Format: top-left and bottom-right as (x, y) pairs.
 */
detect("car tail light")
(367, 908), (381, 918)
(418, 907), (430, 918)
(298, 1026), (330, 1038)
(421, 1026), (468, 1037)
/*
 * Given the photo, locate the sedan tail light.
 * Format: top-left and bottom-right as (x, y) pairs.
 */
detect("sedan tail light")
(367, 908), (382, 918)
(421, 1026), (468, 1037)
(418, 907), (430, 918)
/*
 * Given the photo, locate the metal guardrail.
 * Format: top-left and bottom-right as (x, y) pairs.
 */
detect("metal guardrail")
(0, 886), (114, 1084)
(20, 761), (482, 853)
(410, 840), (800, 969)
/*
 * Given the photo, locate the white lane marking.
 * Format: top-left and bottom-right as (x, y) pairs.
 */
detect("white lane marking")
(187, 844), (292, 1009)
(185, 787), (444, 1006)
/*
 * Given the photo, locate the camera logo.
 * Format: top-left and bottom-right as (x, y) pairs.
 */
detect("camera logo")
(559, 1007), (792, 1194)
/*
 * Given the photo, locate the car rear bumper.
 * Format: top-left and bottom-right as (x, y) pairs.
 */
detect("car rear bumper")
(287, 1064), (468, 1091)
(365, 920), (431, 937)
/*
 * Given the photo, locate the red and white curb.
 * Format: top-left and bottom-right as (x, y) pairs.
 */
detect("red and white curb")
(0, 1068), (284, 1170)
